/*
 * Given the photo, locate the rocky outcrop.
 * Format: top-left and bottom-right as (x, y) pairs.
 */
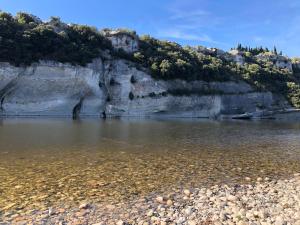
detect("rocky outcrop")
(104, 60), (287, 117)
(256, 52), (293, 72)
(205, 48), (293, 72)
(103, 29), (139, 53)
(228, 50), (245, 66)
(0, 58), (291, 118)
(0, 60), (106, 117)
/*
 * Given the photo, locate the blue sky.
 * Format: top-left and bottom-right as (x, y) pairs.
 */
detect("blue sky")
(1, 0), (300, 56)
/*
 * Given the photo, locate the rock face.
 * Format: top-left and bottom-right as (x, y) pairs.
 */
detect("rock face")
(0, 60), (106, 117)
(0, 58), (290, 118)
(103, 30), (139, 53)
(228, 49), (245, 65)
(256, 53), (293, 72)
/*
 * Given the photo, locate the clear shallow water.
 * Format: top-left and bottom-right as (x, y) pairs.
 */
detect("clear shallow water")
(0, 118), (300, 213)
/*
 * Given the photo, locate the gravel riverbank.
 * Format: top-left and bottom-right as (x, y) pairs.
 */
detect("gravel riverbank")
(1, 174), (300, 225)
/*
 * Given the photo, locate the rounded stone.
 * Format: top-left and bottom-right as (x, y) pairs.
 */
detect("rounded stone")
(184, 189), (191, 196)
(116, 220), (124, 225)
(146, 210), (154, 217)
(166, 199), (173, 206)
(184, 207), (193, 216)
(79, 203), (90, 209)
(227, 195), (237, 201)
(188, 220), (197, 225)
(156, 196), (165, 203)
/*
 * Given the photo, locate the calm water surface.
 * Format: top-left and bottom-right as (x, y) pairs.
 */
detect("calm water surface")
(0, 118), (300, 213)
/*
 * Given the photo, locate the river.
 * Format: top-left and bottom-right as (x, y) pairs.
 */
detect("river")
(0, 118), (299, 213)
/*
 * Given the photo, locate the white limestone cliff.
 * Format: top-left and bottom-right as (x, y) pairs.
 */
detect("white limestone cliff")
(0, 58), (289, 118)
(0, 31), (293, 118)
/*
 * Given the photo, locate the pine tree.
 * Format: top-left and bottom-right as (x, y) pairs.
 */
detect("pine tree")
(237, 43), (242, 50)
(273, 46), (278, 55)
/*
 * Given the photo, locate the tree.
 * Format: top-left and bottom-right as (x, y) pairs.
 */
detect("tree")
(273, 46), (278, 55)
(16, 12), (39, 25)
(237, 43), (242, 50)
(159, 59), (172, 77)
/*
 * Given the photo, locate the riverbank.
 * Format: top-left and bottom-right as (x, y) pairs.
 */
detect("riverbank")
(1, 174), (299, 225)
(1, 108), (300, 121)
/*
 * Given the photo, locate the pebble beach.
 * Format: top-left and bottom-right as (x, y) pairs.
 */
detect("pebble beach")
(1, 174), (300, 225)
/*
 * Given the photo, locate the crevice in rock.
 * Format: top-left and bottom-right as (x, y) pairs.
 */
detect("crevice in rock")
(102, 61), (113, 108)
(0, 96), (5, 111)
(72, 97), (84, 120)
(0, 77), (19, 112)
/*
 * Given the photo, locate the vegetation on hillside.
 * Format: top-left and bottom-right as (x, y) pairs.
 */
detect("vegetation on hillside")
(233, 43), (283, 56)
(0, 11), (112, 66)
(130, 36), (299, 107)
(132, 35), (236, 82)
(0, 11), (300, 108)
(119, 34), (300, 108)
